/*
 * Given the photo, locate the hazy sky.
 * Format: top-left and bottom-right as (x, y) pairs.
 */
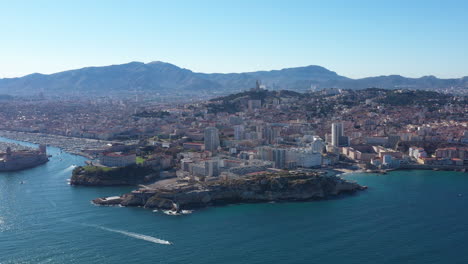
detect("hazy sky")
(1, 0), (467, 78)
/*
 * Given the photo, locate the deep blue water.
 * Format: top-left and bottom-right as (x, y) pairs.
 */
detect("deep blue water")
(1, 137), (468, 264)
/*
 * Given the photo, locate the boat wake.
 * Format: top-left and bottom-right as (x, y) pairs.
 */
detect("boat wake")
(89, 225), (172, 245)
(62, 165), (77, 172)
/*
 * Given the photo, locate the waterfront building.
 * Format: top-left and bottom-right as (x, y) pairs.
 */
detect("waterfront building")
(371, 157), (382, 167)
(382, 154), (401, 168)
(409, 147), (427, 160)
(373, 146), (403, 159)
(382, 155), (392, 165)
(286, 148), (322, 168)
(99, 152), (136, 167)
(183, 159), (221, 178)
(341, 146), (376, 162)
(435, 147), (468, 161)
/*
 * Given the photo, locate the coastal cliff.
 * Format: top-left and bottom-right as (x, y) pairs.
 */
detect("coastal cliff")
(93, 172), (366, 210)
(70, 165), (159, 186)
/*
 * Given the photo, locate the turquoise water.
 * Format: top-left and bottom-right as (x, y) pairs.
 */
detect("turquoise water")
(1, 137), (468, 263)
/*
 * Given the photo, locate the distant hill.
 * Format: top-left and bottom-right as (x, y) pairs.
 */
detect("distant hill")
(0, 62), (221, 96)
(0, 61), (466, 96)
(206, 88), (466, 115)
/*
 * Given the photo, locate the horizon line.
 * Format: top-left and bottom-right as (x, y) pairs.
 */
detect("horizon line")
(1, 60), (467, 80)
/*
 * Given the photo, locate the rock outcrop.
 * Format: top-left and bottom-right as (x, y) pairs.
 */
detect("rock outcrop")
(93, 172), (366, 210)
(70, 165), (158, 186)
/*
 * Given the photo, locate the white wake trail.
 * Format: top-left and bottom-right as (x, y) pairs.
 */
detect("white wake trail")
(62, 165), (77, 172)
(95, 226), (172, 245)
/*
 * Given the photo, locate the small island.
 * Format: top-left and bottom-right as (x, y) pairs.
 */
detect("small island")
(93, 171), (366, 212)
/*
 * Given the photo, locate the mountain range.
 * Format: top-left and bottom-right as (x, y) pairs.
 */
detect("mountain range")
(0, 61), (466, 96)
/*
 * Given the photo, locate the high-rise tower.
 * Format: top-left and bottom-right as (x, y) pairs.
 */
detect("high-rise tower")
(331, 122), (344, 147)
(204, 127), (220, 152)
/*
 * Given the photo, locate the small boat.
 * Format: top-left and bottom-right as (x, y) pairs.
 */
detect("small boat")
(20, 181), (24, 184)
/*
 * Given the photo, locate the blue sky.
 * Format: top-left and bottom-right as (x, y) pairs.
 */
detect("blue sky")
(0, 0), (467, 78)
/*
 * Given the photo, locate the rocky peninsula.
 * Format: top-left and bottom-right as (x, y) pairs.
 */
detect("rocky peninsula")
(93, 171), (366, 211)
(71, 165), (159, 186)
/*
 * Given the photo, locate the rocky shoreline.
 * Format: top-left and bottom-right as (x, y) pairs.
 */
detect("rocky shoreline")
(93, 171), (367, 212)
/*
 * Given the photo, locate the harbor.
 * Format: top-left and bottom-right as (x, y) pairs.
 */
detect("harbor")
(0, 130), (130, 158)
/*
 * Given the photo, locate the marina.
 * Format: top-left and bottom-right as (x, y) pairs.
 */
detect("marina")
(0, 130), (132, 158)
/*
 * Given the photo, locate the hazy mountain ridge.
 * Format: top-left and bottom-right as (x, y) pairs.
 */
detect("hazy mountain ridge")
(0, 61), (466, 96)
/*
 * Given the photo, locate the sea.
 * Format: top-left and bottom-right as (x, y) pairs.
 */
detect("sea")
(1, 136), (468, 264)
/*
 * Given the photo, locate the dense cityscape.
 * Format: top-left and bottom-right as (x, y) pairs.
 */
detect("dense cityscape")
(0, 82), (466, 185)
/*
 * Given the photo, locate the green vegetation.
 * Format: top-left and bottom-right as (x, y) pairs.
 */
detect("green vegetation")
(82, 166), (114, 173)
(210, 89), (272, 103)
(207, 102), (239, 114)
(207, 89), (301, 114)
(206, 88), (462, 118)
(136, 156), (146, 164)
(377, 90), (450, 106)
(73, 164), (157, 185)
